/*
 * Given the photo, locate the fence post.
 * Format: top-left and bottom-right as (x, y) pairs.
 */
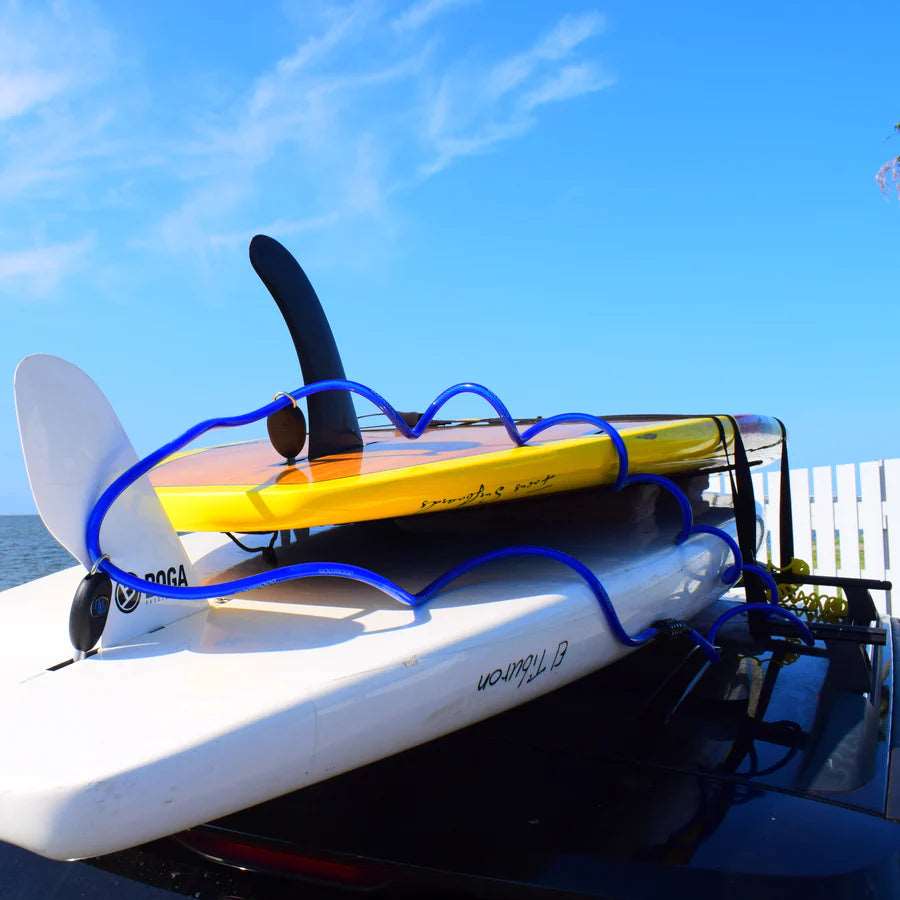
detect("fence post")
(885, 459), (900, 616)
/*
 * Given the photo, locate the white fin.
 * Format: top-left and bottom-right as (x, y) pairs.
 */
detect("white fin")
(14, 354), (204, 648)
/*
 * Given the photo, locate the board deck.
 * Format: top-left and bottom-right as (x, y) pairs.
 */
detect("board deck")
(150, 414), (781, 532)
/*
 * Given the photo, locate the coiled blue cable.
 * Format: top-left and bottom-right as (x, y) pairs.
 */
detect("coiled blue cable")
(85, 379), (812, 661)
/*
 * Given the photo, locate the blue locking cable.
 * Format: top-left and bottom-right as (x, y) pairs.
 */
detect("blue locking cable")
(85, 379), (812, 660)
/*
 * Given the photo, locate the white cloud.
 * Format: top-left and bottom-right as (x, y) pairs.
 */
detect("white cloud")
(0, 2), (121, 205)
(0, 2), (114, 122)
(0, 236), (92, 297)
(536, 11), (607, 60)
(151, 4), (429, 255)
(420, 118), (532, 177)
(0, 2), (612, 286)
(208, 212), (341, 251)
(392, 0), (476, 33)
(195, 7), (608, 232)
(0, 69), (70, 121)
(0, 4), (137, 295)
(0, 108), (118, 201)
(420, 11), (611, 175)
(250, 1), (376, 115)
(486, 12), (605, 101)
(522, 63), (612, 112)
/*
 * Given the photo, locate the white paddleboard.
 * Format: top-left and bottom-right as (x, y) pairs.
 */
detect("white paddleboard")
(3, 352), (748, 862)
(0, 506), (738, 861)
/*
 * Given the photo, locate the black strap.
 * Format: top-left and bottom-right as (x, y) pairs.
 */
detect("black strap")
(774, 418), (794, 568)
(706, 414), (739, 496)
(719, 415), (766, 603)
(723, 417), (759, 560)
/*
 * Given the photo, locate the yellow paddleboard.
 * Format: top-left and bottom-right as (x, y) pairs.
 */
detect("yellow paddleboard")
(149, 414), (781, 533)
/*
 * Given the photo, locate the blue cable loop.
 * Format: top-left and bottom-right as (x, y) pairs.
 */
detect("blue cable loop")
(690, 525), (743, 584)
(520, 413), (629, 491)
(742, 562), (780, 605)
(706, 603), (814, 646)
(418, 545), (654, 646)
(623, 473), (694, 541)
(85, 378), (812, 660)
(623, 473), (743, 584)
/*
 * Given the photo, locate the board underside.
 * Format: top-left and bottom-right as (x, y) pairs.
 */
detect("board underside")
(150, 414), (781, 532)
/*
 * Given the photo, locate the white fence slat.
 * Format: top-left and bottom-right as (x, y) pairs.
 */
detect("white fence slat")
(790, 467), (814, 568)
(767, 470), (782, 568)
(859, 461), (887, 614)
(834, 463), (860, 579)
(812, 466), (836, 575)
(884, 459), (900, 611)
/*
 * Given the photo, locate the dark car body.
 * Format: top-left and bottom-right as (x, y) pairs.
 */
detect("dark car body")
(8, 596), (890, 899)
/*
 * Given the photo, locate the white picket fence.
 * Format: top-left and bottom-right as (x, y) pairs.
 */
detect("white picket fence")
(708, 458), (900, 616)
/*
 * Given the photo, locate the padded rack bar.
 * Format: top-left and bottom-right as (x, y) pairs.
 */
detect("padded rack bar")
(770, 572), (892, 627)
(765, 621), (887, 646)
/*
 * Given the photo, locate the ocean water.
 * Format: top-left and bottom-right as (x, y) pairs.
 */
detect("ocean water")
(0, 515), (75, 591)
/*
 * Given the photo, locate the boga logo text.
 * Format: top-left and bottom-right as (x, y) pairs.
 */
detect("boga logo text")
(115, 564), (189, 614)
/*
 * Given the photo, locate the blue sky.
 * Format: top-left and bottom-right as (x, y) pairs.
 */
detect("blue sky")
(0, 0), (897, 513)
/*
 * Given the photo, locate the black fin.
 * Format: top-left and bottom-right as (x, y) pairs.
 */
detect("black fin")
(250, 235), (363, 460)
